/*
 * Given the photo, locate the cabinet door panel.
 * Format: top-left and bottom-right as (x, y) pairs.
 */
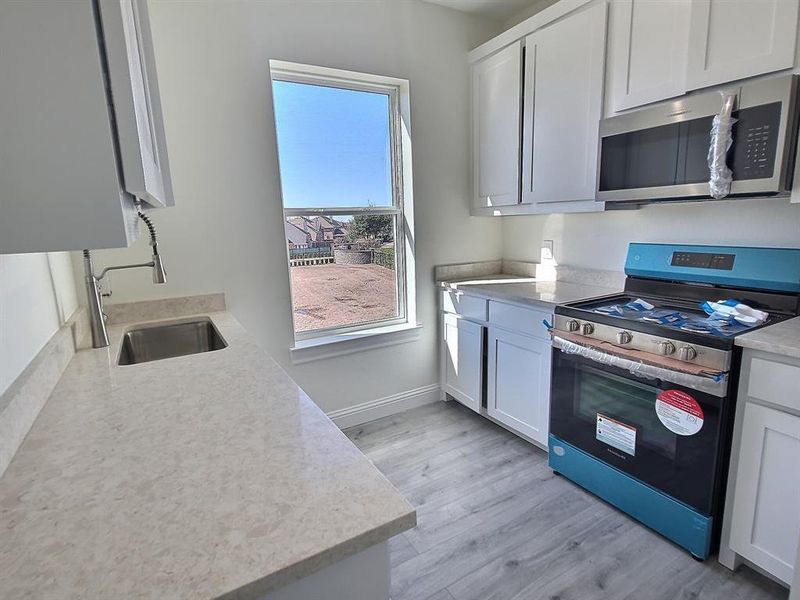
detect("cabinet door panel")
(0, 0), (139, 253)
(487, 328), (551, 445)
(687, 0), (799, 90)
(443, 315), (483, 413)
(522, 2), (607, 205)
(100, 0), (174, 208)
(472, 42), (522, 208)
(608, 0), (691, 112)
(730, 402), (800, 585)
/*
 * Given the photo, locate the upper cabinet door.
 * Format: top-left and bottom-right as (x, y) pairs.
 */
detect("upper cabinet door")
(521, 3), (607, 205)
(686, 0), (800, 91)
(99, 0), (174, 208)
(472, 42), (523, 208)
(608, 0), (692, 113)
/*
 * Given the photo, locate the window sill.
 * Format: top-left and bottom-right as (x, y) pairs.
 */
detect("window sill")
(290, 322), (422, 365)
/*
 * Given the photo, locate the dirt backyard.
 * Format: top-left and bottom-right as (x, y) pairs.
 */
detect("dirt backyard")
(290, 263), (397, 332)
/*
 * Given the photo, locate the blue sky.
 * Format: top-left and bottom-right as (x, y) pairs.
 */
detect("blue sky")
(272, 80), (393, 209)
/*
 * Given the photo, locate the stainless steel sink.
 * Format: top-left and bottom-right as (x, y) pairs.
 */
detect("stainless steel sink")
(117, 318), (228, 365)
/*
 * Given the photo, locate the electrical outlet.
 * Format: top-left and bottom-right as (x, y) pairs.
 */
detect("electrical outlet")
(542, 239), (554, 261)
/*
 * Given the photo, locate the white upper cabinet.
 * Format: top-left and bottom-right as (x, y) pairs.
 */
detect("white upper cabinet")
(472, 42), (523, 208)
(0, 0), (172, 254)
(607, 0), (692, 113)
(521, 2), (607, 206)
(100, 0), (174, 209)
(686, 0), (800, 91)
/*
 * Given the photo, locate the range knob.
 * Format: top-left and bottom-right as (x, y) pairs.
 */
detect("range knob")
(566, 319), (580, 332)
(581, 323), (595, 336)
(616, 331), (632, 345)
(679, 345), (698, 361)
(657, 340), (676, 356)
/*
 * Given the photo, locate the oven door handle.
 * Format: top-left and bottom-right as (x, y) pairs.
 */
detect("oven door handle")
(552, 336), (728, 397)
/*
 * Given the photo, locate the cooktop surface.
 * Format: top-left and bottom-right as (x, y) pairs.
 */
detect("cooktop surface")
(570, 295), (782, 339)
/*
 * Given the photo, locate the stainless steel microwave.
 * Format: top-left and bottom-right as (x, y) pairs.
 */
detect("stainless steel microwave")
(597, 75), (800, 203)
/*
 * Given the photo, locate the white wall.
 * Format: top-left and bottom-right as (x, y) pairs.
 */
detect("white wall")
(85, 0), (503, 412)
(503, 0), (560, 28)
(0, 253), (78, 396)
(502, 198), (800, 270)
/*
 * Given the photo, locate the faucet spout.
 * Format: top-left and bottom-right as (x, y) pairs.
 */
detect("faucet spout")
(83, 208), (167, 349)
(152, 253), (167, 284)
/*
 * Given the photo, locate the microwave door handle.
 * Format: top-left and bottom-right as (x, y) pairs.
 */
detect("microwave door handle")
(552, 336), (728, 397)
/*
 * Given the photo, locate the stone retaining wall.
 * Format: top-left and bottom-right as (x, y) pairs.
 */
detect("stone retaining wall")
(334, 249), (372, 265)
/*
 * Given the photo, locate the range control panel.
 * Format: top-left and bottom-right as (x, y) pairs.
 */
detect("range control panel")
(625, 243), (800, 293)
(670, 251), (736, 271)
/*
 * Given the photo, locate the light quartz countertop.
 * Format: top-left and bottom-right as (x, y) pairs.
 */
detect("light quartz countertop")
(440, 274), (621, 309)
(735, 315), (800, 359)
(0, 310), (415, 599)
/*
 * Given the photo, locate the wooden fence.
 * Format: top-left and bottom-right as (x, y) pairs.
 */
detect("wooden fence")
(288, 244), (394, 269)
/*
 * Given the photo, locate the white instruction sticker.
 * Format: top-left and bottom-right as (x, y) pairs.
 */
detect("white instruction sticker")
(655, 390), (704, 436)
(596, 413), (636, 456)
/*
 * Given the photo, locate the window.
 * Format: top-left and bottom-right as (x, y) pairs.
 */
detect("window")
(270, 61), (416, 346)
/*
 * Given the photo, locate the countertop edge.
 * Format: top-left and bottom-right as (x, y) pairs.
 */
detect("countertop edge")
(218, 511), (417, 600)
(733, 316), (800, 360)
(438, 278), (620, 310)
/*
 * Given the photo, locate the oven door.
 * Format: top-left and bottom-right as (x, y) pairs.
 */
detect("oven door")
(550, 344), (729, 515)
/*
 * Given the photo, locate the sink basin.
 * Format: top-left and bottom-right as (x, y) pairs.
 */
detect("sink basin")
(117, 318), (228, 365)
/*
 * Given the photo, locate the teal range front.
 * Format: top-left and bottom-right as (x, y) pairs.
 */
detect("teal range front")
(548, 435), (713, 560)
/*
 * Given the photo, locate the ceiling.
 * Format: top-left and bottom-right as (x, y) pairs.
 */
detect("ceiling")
(422, 0), (540, 21)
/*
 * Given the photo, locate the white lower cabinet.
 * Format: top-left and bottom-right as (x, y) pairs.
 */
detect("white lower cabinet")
(486, 326), (552, 447)
(440, 293), (553, 448)
(729, 403), (800, 585)
(721, 349), (800, 586)
(442, 313), (484, 413)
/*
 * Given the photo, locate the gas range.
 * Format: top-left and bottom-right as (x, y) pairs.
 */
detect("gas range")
(554, 245), (800, 374)
(548, 243), (800, 560)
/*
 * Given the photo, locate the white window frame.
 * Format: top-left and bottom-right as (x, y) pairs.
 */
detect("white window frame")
(269, 60), (417, 357)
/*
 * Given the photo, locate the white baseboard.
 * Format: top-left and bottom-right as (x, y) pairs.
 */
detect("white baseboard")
(327, 383), (441, 429)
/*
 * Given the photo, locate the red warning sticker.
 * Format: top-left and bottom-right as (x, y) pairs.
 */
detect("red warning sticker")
(655, 390), (704, 436)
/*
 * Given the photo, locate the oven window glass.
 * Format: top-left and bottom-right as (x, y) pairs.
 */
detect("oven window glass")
(599, 122), (681, 191)
(574, 366), (678, 460)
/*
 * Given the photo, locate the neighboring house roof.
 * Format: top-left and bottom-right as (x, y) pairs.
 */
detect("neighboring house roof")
(285, 216), (350, 245)
(288, 216), (318, 235)
(285, 220), (309, 246)
(314, 216), (349, 236)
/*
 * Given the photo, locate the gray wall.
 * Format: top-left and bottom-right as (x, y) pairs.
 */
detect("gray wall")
(1, 253), (77, 395)
(502, 198), (800, 270)
(85, 0), (503, 412)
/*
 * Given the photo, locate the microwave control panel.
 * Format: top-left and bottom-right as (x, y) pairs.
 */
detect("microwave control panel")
(730, 103), (782, 180)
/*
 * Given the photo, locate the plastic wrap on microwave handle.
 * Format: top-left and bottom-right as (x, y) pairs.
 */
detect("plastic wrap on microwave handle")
(552, 336), (727, 396)
(708, 91), (738, 199)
